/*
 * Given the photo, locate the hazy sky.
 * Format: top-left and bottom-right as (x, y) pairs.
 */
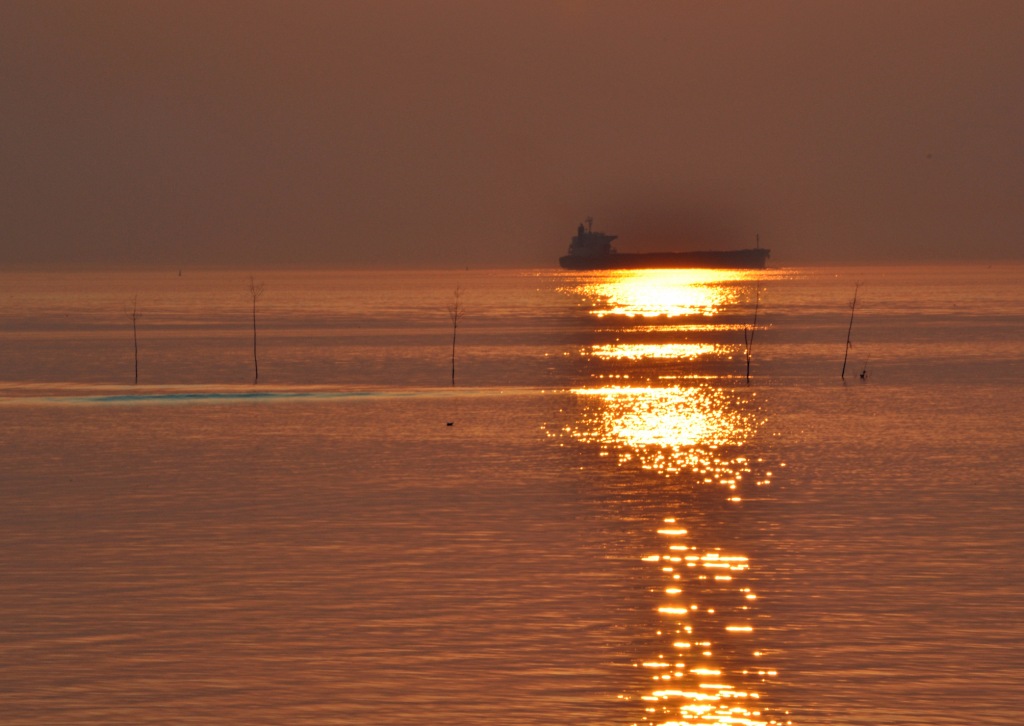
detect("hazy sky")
(2, 1), (1022, 268)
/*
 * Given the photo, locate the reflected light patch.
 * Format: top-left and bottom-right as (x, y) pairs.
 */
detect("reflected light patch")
(634, 537), (784, 726)
(589, 342), (724, 361)
(562, 268), (784, 725)
(574, 269), (746, 318)
(568, 385), (757, 477)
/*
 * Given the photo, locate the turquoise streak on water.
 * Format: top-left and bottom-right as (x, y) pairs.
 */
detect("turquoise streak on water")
(0, 266), (1021, 725)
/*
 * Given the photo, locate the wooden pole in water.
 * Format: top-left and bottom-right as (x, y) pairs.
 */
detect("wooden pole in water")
(743, 282), (760, 384)
(248, 275), (265, 385)
(841, 283), (861, 380)
(448, 286), (464, 386)
(125, 294), (139, 385)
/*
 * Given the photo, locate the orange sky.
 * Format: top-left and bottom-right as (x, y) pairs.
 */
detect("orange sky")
(2, 1), (1022, 268)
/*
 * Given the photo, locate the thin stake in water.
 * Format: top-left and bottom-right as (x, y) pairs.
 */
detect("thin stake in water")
(841, 282), (861, 380)
(125, 294), (139, 385)
(248, 275), (265, 385)
(743, 280), (761, 384)
(448, 285), (464, 387)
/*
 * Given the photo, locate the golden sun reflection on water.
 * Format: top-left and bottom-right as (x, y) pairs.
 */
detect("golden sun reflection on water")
(575, 269), (751, 318)
(569, 385), (762, 483)
(589, 343), (725, 361)
(630, 519), (788, 726)
(561, 269), (788, 725)
(567, 385), (786, 724)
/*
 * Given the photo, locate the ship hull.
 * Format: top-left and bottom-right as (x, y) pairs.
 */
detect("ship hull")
(559, 248), (770, 270)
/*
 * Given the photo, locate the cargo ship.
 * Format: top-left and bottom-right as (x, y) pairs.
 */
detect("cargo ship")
(558, 219), (770, 270)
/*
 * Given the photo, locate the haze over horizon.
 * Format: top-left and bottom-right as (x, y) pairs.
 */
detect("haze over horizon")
(2, 1), (1022, 269)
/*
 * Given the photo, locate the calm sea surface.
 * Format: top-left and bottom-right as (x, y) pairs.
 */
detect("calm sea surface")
(0, 265), (1021, 725)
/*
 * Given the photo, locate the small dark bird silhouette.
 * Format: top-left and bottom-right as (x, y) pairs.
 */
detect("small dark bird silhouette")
(446, 421), (454, 426)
